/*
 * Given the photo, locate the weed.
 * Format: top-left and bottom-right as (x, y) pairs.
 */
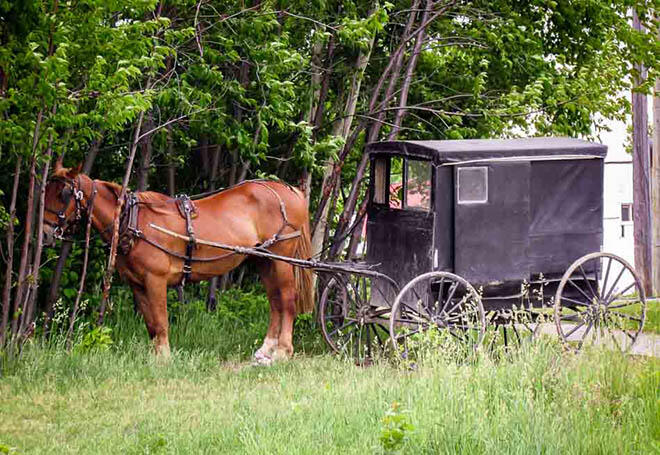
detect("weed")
(379, 402), (415, 453)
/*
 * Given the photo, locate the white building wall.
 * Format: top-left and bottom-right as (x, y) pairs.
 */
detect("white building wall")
(603, 161), (634, 265)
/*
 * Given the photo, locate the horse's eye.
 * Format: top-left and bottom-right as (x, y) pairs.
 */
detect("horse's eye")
(61, 187), (72, 201)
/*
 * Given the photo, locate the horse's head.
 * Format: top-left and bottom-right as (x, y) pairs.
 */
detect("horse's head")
(43, 162), (85, 246)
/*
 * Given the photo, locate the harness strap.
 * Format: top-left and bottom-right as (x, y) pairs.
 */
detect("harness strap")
(254, 181), (291, 227)
(176, 194), (197, 285)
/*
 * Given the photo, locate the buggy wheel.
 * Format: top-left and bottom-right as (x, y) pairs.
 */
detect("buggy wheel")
(389, 271), (486, 361)
(484, 309), (537, 354)
(552, 252), (646, 353)
(319, 274), (397, 364)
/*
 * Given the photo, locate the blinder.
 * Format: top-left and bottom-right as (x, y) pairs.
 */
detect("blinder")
(45, 176), (90, 240)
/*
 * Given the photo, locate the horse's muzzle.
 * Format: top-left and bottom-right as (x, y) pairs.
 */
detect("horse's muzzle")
(42, 225), (57, 247)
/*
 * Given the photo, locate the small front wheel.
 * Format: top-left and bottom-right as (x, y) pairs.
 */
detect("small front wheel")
(389, 271), (486, 361)
(319, 273), (397, 364)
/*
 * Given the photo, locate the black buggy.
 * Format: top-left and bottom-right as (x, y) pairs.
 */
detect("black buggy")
(318, 137), (648, 360)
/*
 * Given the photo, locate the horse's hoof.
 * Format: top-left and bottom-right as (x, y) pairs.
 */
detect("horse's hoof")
(271, 347), (292, 362)
(251, 350), (273, 367)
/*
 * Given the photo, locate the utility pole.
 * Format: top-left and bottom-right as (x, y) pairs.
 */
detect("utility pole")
(632, 10), (653, 295)
(652, 15), (660, 297)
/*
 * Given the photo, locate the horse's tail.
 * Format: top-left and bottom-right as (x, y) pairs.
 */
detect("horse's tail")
(293, 217), (315, 314)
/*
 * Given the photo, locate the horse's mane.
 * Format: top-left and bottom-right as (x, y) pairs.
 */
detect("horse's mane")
(102, 180), (170, 203)
(137, 191), (170, 203)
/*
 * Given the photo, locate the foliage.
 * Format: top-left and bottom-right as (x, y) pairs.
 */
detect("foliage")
(75, 326), (114, 353)
(379, 401), (415, 453)
(0, 0), (658, 344)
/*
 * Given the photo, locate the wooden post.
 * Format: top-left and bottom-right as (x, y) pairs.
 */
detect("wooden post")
(652, 17), (660, 297)
(632, 11), (652, 295)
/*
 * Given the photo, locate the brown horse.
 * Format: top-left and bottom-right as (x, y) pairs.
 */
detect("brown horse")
(42, 163), (314, 362)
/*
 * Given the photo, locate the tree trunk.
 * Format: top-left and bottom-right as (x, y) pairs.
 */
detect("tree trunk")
(311, 31), (375, 259)
(330, 3), (446, 259)
(388, 0), (430, 140)
(44, 135), (102, 332)
(98, 101), (149, 325)
(11, 110), (42, 336)
(652, 18), (660, 297)
(301, 35), (333, 199)
(0, 155), (22, 345)
(166, 125), (176, 196)
(21, 140), (54, 334)
(207, 145), (221, 312)
(137, 113), (153, 192)
(368, 0), (420, 143)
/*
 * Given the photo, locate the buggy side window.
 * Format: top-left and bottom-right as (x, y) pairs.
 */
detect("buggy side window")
(389, 157), (403, 209)
(406, 159), (431, 210)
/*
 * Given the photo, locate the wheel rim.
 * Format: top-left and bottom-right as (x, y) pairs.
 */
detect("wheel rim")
(554, 252), (646, 353)
(389, 272), (485, 361)
(319, 274), (396, 363)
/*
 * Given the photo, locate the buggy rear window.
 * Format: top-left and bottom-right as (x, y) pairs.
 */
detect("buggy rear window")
(457, 167), (488, 204)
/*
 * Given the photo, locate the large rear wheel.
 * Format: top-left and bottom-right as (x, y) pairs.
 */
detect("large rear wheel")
(550, 252), (646, 353)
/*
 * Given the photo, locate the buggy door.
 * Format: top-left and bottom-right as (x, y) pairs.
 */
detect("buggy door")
(367, 155), (434, 288)
(453, 162), (531, 285)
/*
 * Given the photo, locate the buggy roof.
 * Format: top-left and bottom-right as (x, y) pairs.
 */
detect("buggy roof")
(367, 137), (607, 164)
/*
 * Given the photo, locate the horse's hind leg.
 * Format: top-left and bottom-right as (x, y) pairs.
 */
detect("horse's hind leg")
(270, 261), (297, 361)
(254, 260), (297, 363)
(254, 261), (282, 365)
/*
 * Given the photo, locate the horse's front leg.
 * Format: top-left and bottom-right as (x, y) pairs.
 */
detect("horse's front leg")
(136, 274), (170, 358)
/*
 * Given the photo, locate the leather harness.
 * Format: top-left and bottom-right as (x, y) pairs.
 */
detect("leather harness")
(49, 177), (300, 286)
(117, 181), (299, 286)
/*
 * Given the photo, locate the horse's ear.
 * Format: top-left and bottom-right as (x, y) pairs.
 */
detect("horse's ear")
(53, 159), (64, 175)
(67, 162), (83, 178)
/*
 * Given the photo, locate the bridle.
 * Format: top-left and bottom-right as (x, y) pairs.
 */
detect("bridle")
(45, 175), (97, 240)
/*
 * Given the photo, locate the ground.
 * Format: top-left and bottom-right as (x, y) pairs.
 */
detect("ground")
(0, 340), (658, 454)
(0, 290), (658, 454)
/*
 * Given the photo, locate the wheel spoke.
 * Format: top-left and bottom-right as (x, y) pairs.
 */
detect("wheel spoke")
(371, 324), (386, 347)
(609, 317), (638, 341)
(579, 264), (598, 300)
(609, 311), (642, 323)
(602, 266), (625, 304)
(399, 301), (429, 319)
(394, 327), (422, 341)
(577, 320), (594, 349)
(440, 282), (459, 314)
(563, 321), (586, 338)
(568, 278), (595, 304)
(605, 282), (636, 305)
(444, 296), (474, 317)
(560, 296), (591, 307)
(601, 257), (613, 298)
(329, 321), (356, 338)
(604, 325), (623, 351)
(435, 277), (445, 313)
(559, 311), (589, 323)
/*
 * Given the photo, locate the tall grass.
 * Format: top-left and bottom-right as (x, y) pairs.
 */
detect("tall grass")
(0, 286), (658, 454)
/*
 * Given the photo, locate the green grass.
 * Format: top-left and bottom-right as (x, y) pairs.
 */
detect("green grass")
(0, 288), (658, 454)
